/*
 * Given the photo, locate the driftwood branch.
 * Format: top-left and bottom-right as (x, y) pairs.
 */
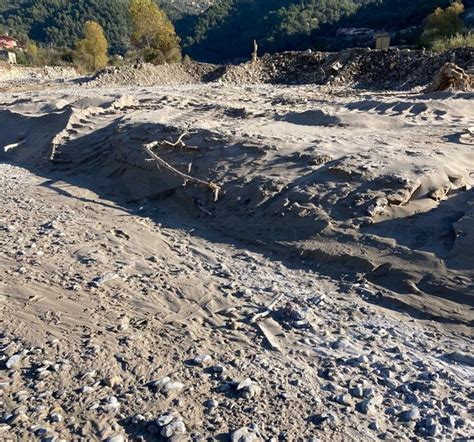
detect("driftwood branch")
(143, 142), (221, 201)
(161, 132), (188, 148)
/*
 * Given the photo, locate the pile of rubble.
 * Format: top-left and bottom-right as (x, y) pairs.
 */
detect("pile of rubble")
(80, 47), (474, 90)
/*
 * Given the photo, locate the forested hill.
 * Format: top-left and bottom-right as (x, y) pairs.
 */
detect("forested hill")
(179, 0), (457, 62)
(0, 0), (131, 53)
(0, 0), (471, 60)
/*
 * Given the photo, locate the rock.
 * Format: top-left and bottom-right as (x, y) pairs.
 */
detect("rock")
(90, 272), (119, 288)
(211, 364), (226, 374)
(161, 381), (185, 396)
(357, 395), (382, 415)
(160, 419), (186, 438)
(157, 413), (175, 427)
(204, 399), (219, 409)
(398, 407), (420, 422)
(6, 354), (22, 369)
(105, 435), (124, 442)
(49, 412), (63, 423)
(428, 62), (473, 92)
(311, 412), (339, 428)
(193, 354), (213, 367)
(106, 396), (120, 409)
(368, 421), (380, 431)
(445, 351), (474, 367)
(334, 393), (353, 406)
(230, 427), (259, 442)
(104, 375), (122, 388)
(350, 385), (364, 398)
(236, 378), (261, 398)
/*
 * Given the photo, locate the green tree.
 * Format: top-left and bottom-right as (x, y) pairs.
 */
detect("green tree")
(74, 20), (109, 72)
(129, 0), (181, 64)
(421, 1), (465, 47)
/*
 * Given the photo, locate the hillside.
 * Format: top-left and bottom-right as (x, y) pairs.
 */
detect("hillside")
(1, 0), (472, 60)
(181, 0), (459, 61)
(0, 0), (211, 54)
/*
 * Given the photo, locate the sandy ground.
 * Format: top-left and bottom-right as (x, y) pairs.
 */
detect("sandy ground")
(0, 77), (473, 441)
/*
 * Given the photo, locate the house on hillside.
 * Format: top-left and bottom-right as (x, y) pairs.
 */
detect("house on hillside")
(0, 34), (18, 50)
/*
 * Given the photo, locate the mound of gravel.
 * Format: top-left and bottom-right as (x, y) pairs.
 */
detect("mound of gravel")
(84, 47), (473, 91)
(88, 60), (219, 87)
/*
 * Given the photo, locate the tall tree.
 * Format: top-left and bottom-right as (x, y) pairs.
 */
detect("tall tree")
(421, 1), (465, 46)
(129, 0), (181, 64)
(74, 20), (109, 72)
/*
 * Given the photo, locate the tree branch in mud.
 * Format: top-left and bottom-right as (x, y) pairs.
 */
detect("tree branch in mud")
(143, 141), (221, 201)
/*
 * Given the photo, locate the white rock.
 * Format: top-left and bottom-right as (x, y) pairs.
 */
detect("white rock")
(6, 354), (22, 370)
(160, 419), (186, 438)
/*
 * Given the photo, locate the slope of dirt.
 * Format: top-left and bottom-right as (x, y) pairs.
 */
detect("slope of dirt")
(0, 77), (473, 442)
(1, 85), (473, 323)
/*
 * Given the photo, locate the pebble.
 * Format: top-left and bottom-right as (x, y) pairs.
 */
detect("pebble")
(160, 419), (186, 438)
(231, 426), (259, 442)
(204, 399), (219, 409)
(6, 354), (22, 370)
(312, 412), (339, 427)
(398, 407), (420, 422)
(49, 412), (63, 423)
(105, 435), (124, 442)
(194, 354), (213, 367)
(237, 378), (261, 398)
(157, 413), (175, 427)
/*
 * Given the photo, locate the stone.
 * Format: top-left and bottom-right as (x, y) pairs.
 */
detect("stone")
(334, 393), (353, 406)
(162, 381), (185, 396)
(6, 354), (22, 370)
(236, 378), (261, 398)
(104, 376), (122, 388)
(211, 364), (226, 374)
(194, 354), (213, 367)
(357, 395), (382, 415)
(50, 412), (63, 423)
(105, 435), (124, 442)
(157, 413), (175, 427)
(312, 412), (339, 428)
(230, 427), (259, 442)
(398, 407), (420, 422)
(204, 399), (219, 409)
(160, 419), (186, 438)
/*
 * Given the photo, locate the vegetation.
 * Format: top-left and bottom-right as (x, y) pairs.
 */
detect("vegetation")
(0, 0), (130, 54)
(74, 21), (109, 72)
(129, 0), (181, 63)
(180, 0), (460, 61)
(420, 1), (467, 47)
(430, 31), (474, 50)
(1, 0), (473, 65)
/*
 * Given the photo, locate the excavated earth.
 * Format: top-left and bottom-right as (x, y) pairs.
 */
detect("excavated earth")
(0, 49), (473, 441)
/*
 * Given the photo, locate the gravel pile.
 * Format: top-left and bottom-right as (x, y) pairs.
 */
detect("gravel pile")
(83, 48), (473, 90)
(88, 60), (219, 87)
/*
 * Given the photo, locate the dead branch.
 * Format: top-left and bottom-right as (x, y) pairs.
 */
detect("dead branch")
(161, 132), (188, 148)
(143, 142), (221, 201)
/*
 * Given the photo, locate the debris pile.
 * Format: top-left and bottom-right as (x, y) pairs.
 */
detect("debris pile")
(218, 47), (474, 89)
(428, 62), (473, 92)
